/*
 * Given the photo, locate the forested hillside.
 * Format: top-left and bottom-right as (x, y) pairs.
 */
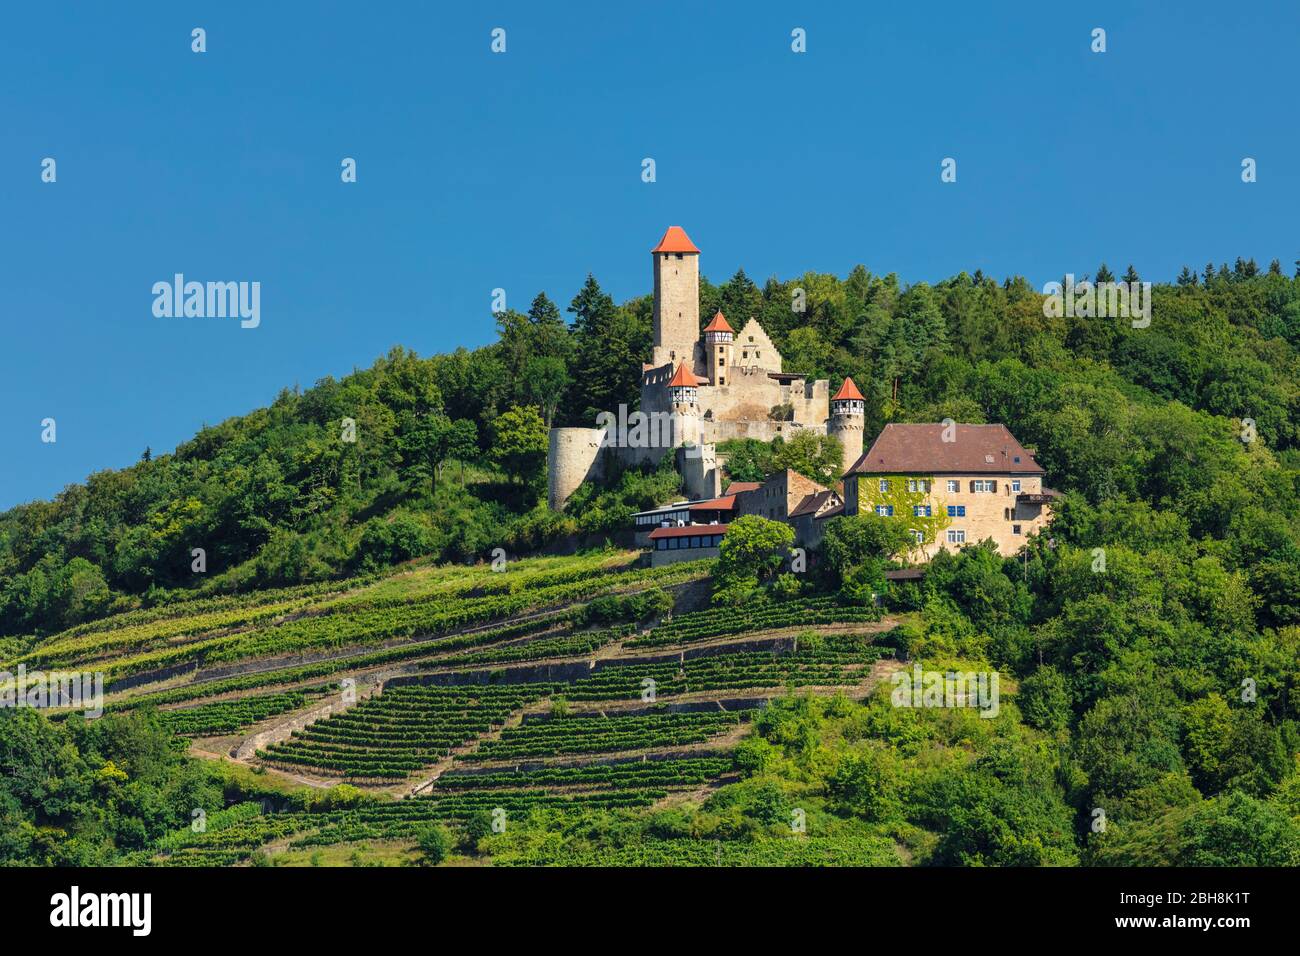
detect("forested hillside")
(5, 258), (1298, 644)
(3, 255), (1300, 868)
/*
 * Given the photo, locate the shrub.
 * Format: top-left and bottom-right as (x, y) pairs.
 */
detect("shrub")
(415, 824), (452, 866)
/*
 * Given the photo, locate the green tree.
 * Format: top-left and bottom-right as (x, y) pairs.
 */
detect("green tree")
(397, 412), (474, 494)
(714, 515), (796, 605)
(492, 405), (548, 485)
(771, 431), (844, 486)
(718, 439), (774, 483)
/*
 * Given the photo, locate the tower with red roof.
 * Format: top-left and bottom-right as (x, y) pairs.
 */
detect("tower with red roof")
(829, 377), (866, 473)
(702, 310), (734, 386)
(651, 226), (701, 371)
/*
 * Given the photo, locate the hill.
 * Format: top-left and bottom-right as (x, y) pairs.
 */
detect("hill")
(3, 258), (1300, 866)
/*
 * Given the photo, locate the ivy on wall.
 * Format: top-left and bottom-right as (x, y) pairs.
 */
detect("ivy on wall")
(854, 473), (953, 557)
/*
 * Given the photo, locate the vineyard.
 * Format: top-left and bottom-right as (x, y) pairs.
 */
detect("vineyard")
(9, 547), (904, 866)
(462, 710), (749, 761)
(159, 687), (332, 736)
(258, 684), (555, 779)
(630, 596), (882, 647)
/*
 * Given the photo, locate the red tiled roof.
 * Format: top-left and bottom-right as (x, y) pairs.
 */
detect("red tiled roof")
(832, 377), (864, 402)
(690, 495), (736, 512)
(667, 362), (701, 387)
(702, 310), (734, 334)
(651, 226), (700, 254)
(724, 481), (762, 495)
(847, 423), (1045, 475)
(648, 524), (728, 540)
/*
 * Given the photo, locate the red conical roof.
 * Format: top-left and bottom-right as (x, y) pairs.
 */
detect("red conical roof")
(832, 377), (864, 402)
(667, 362), (701, 388)
(651, 226), (700, 254)
(702, 310), (734, 334)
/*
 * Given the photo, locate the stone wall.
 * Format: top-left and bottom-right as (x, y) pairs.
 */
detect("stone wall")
(677, 443), (721, 500)
(547, 427), (606, 510)
(735, 469), (827, 522)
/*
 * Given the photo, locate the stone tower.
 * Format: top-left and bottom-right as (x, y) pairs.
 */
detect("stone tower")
(829, 377), (866, 475)
(651, 226), (701, 370)
(702, 310), (734, 386)
(547, 426), (606, 510)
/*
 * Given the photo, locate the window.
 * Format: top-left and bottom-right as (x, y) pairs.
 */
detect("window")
(913, 505), (932, 517)
(1011, 480), (1021, 492)
(911, 529), (924, 544)
(946, 505), (966, 517)
(875, 505), (894, 517)
(946, 529), (966, 544)
(656, 539), (667, 550)
(879, 479), (890, 492)
(690, 536), (701, 548)
(1012, 524), (1022, 535)
(907, 479), (917, 492)
(947, 480), (959, 493)
(973, 480), (994, 493)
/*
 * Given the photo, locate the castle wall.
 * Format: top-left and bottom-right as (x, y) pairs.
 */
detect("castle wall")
(789, 378), (830, 427)
(690, 368), (829, 426)
(704, 419), (823, 445)
(547, 427), (606, 510)
(677, 444), (721, 500)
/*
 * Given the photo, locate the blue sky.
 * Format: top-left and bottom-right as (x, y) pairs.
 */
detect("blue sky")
(2, 1), (1296, 509)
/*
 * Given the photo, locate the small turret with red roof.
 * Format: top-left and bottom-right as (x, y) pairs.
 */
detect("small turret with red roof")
(667, 361), (701, 406)
(831, 377), (865, 408)
(829, 377), (866, 474)
(703, 310), (734, 339)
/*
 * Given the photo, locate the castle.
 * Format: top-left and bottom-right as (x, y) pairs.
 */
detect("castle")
(548, 226), (865, 509)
